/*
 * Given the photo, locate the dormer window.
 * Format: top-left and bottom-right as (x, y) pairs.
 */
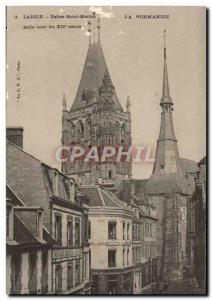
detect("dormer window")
(53, 170), (59, 196)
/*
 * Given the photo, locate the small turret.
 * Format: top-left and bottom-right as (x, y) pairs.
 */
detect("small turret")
(62, 93), (67, 111)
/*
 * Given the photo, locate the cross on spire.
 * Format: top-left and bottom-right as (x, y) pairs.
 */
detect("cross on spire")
(97, 17), (101, 43)
(87, 21), (91, 45)
(163, 29), (167, 59)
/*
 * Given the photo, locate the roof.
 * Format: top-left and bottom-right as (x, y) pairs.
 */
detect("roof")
(181, 158), (198, 174)
(6, 140), (82, 230)
(13, 215), (41, 245)
(198, 156), (206, 166)
(78, 185), (129, 209)
(144, 174), (186, 195)
(70, 42), (123, 111)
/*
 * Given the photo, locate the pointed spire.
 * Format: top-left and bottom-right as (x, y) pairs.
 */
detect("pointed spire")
(93, 22), (96, 44)
(62, 93), (67, 111)
(161, 29), (172, 105)
(97, 17), (101, 43)
(87, 21), (91, 45)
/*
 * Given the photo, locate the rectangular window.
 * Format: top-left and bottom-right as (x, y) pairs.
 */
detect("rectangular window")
(67, 262), (73, 290)
(55, 264), (62, 293)
(55, 215), (62, 245)
(75, 220), (80, 246)
(127, 249), (129, 266)
(75, 260), (80, 285)
(123, 222), (125, 240)
(127, 223), (130, 239)
(11, 255), (22, 294)
(67, 221), (73, 246)
(88, 221), (91, 239)
(28, 252), (37, 294)
(108, 222), (116, 239)
(150, 223), (152, 237)
(108, 250), (116, 267)
(123, 249), (125, 266)
(41, 251), (48, 293)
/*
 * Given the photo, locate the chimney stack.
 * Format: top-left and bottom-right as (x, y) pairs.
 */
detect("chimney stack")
(6, 127), (24, 149)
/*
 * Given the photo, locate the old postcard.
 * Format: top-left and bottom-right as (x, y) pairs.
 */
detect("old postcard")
(6, 6), (207, 295)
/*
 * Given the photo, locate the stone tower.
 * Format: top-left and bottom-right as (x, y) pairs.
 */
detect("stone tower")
(61, 19), (131, 188)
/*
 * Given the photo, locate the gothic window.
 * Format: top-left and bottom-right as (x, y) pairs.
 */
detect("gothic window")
(121, 123), (127, 142)
(115, 122), (121, 144)
(85, 119), (92, 138)
(77, 121), (84, 138)
(69, 122), (75, 137)
(55, 264), (62, 293)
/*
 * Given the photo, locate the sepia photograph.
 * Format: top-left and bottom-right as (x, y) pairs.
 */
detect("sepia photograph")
(6, 6), (207, 295)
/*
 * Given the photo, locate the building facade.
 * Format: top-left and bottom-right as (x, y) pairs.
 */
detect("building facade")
(6, 128), (91, 294)
(78, 185), (134, 294)
(193, 157), (206, 292)
(118, 179), (159, 294)
(6, 186), (54, 295)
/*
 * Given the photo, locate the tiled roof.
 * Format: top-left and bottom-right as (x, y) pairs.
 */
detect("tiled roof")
(7, 141), (81, 230)
(70, 43), (123, 111)
(144, 174), (185, 194)
(78, 185), (128, 209)
(13, 215), (41, 246)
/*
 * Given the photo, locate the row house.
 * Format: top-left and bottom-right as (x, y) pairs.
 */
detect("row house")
(6, 185), (55, 294)
(118, 179), (159, 294)
(6, 128), (91, 294)
(131, 201), (158, 294)
(77, 185), (134, 295)
(192, 157), (206, 293)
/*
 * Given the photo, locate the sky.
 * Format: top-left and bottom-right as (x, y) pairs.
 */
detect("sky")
(6, 6), (206, 178)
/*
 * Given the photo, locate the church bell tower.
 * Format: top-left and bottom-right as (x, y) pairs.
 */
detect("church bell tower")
(61, 18), (132, 188)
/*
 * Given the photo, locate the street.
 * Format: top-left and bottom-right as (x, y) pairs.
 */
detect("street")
(141, 279), (204, 295)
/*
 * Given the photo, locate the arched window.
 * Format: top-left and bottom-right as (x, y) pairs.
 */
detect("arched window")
(77, 121), (84, 137)
(85, 119), (92, 138)
(121, 123), (127, 142)
(115, 122), (121, 144)
(69, 122), (75, 137)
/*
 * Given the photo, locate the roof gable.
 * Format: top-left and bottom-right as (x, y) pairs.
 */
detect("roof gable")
(70, 43), (123, 111)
